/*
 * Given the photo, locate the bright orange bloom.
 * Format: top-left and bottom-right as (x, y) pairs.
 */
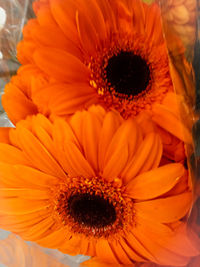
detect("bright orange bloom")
(3, 0), (174, 124)
(0, 106), (198, 265)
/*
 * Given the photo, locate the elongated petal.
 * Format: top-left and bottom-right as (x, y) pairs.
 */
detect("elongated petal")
(77, 0), (107, 42)
(118, 238), (146, 262)
(0, 198), (49, 215)
(64, 141), (95, 178)
(152, 104), (192, 144)
(0, 188), (49, 200)
(20, 216), (55, 241)
(132, 219), (191, 266)
(103, 119), (141, 181)
(2, 85), (38, 124)
(50, 0), (79, 42)
(16, 127), (66, 178)
(37, 227), (70, 249)
(98, 111), (122, 172)
(125, 163), (185, 200)
(144, 3), (164, 45)
(123, 231), (156, 262)
(13, 165), (59, 188)
(34, 48), (90, 82)
(138, 133), (162, 173)
(108, 240), (133, 265)
(96, 239), (120, 264)
(146, 222), (200, 257)
(33, 83), (96, 116)
(135, 191), (192, 223)
(76, 11), (99, 56)
(31, 22), (81, 57)
(0, 128), (11, 144)
(0, 163), (57, 189)
(122, 132), (161, 184)
(0, 210), (50, 231)
(102, 144), (129, 182)
(82, 111), (102, 172)
(0, 144), (29, 165)
(33, 125), (56, 158)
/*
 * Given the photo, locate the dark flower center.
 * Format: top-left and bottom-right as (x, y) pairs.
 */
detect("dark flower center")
(68, 193), (116, 228)
(105, 51), (150, 97)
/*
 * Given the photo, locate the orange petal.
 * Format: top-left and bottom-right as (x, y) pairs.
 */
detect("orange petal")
(32, 122), (56, 158)
(138, 132), (162, 173)
(82, 111), (102, 172)
(17, 40), (36, 64)
(95, 0), (117, 35)
(2, 85), (38, 124)
(58, 234), (82, 254)
(125, 163), (185, 200)
(0, 198), (49, 215)
(0, 143), (29, 165)
(33, 83), (95, 116)
(53, 117), (80, 148)
(80, 257), (131, 267)
(37, 227), (70, 249)
(135, 111), (156, 136)
(53, 118), (83, 174)
(64, 141), (95, 178)
(132, 219), (191, 266)
(96, 239), (120, 264)
(98, 111), (122, 172)
(152, 103), (192, 144)
(123, 231), (156, 262)
(13, 165), (59, 188)
(102, 142), (128, 182)
(50, 0), (80, 43)
(33, 48), (90, 82)
(0, 163), (55, 189)
(0, 188), (49, 200)
(147, 222), (200, 257)
(31, 22), (82, 58)
(122, 132), (161, 184)
(118, 238), (146, 263)
(16, 127), (66, 179)
(0, 128), (11, 144)
(109, 240), (133, 265)
(32, 114), (53, 137)
(103, 119), (141, 181)
(0, 210), (51, 232)
(135, 191), (192, 223)
(77, 0), (107, 42)
(20, 216), (55, 241)
(69, 110), (85, 145)
(144, 3), (164, 46)
(76, 10), (99, 56)
(36, 4), (58, 28)
(87, 105), (106, 122)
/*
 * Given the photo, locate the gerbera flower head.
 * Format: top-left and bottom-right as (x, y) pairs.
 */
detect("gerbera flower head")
(2, 0), (175, 123)
(0, 106), (198, 265)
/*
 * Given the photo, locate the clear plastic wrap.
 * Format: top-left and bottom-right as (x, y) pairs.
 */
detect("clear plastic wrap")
(0, 1), (199, 266)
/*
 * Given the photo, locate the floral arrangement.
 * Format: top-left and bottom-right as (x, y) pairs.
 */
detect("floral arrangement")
(0, 0), (199, 266)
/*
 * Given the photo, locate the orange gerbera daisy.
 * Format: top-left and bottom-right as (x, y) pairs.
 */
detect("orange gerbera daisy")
(3, 0), (175, 123)
(0, 106), (198, 265)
